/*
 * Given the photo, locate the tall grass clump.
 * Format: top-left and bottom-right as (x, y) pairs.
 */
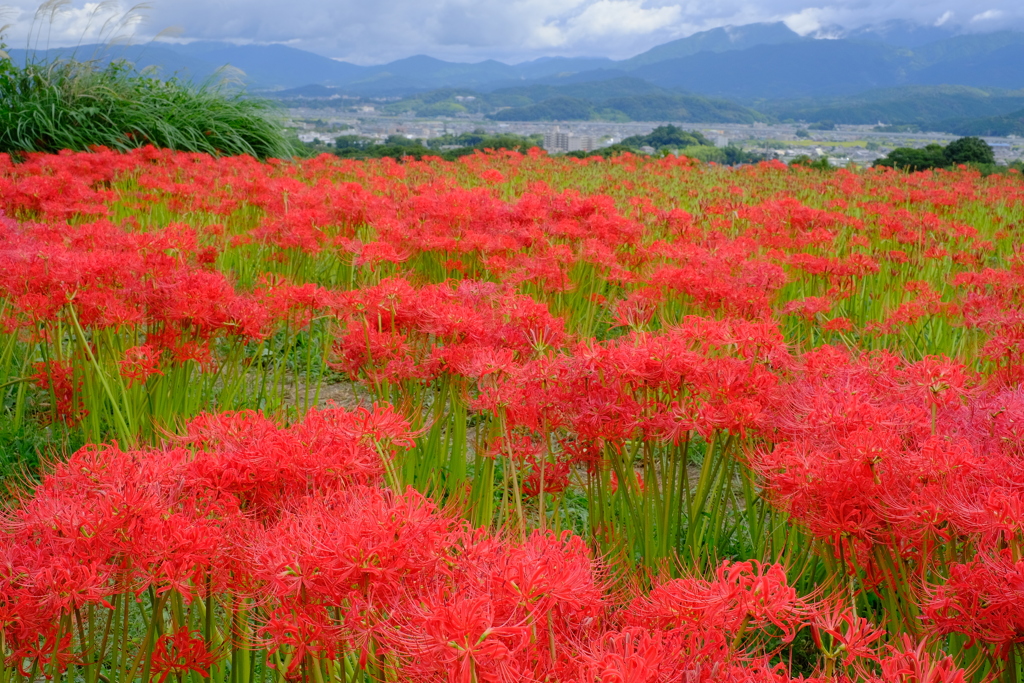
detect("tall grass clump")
(0, 49), (293, 159)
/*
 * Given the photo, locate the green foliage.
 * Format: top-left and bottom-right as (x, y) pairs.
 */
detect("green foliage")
(489, 96), (595, 122)
(720, 144), (765, 165)
(944, 135), (995, 164)
(480, 81), (764, 123)
(944, 109), (1024, 136)
(334, 142), (434, 160)
(599, 93), (765, 124)
(426, 130), (542, 152)
(333, 134), (376, 151)
(676, 144), (764, 165)
(795, 128), (811, 138)
(0, 412), (82, 489)
(808, 120), (836, 130)
(305, 79), (763, 124)
(874, 143), (948, 171)
(874, 136), (995, 171)
(620, 125), (713, 149)
(790, 154), (833, 170)
(331, 130), (543, 161)
(0, 418), (41, 485)
(380, 88), (490, 117)
(564, 144), (636, 159)
(763, 86), (1024, 130)
(0, 53), (292, 158)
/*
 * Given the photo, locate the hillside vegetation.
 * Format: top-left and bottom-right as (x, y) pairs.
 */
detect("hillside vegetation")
(365, 79), (766, 123)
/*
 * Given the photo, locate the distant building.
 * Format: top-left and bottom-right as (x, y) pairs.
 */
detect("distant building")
(568, 135), (596, 152)
(544, 129), (570, 153)
(543, 128), (596, 153)
(715, 135), (729, 148)
(298, 132), (340, 144)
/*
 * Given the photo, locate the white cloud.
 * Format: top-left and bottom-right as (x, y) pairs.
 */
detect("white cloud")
(934, 10), (954, 26)
(782, 7), (828, 35)
(567, 1), (682, 37)
(970, 9), (1004, 23)
(1, 2), (150, 48)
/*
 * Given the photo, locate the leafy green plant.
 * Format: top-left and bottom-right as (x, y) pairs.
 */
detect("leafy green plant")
(873, 136), (995, 172)
(0, 54), (293, 158)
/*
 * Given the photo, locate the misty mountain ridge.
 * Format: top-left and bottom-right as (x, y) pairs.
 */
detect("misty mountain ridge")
(7, 21), (1023, 99)
(366, 77), (768, 124)
(5, 21), (1024, 130)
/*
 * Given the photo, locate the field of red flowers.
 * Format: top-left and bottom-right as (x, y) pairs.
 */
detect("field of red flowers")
(2, 146), (1024, 682)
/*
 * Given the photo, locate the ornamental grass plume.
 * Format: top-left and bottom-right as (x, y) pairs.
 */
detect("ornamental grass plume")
(0, 3), (292, 159)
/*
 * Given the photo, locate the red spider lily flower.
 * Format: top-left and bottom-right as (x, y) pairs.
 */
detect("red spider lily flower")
(873, 635), (968, 683)
(571, 628), (688, 683)
(810, 599), (885, 667)
(29, 359), (84, 425)
(611, 290), (660, 331)
(151, 628), (221, 683)
(119, 344), (164, 387)
(628, 561), (812, 654)
(783, 296), (833, 322)
(924, 550), (1024, 652)
(388, 593), (531, 683)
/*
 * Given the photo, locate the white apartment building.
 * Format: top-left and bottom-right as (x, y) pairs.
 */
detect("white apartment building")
(544, 128), (597, 153)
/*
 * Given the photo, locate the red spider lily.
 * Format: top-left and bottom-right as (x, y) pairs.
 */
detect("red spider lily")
(570, 628), (689, 683)
(924, 550), (1024, 653)
(628, 561), (812, 655)
(151, 628), (221, 683)
(872, 635), (969, 683)
(388, 593), (531, 683)
(119, 344), (165, 387)
(6, 145), (1024, 683)
(30, 359), (83, 425)
(810, 599), (885, 667)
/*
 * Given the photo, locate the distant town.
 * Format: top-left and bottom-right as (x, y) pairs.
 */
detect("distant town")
(286, 110), (1024, 167)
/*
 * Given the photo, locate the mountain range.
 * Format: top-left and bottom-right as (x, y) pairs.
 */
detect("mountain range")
(5, 21), (1024, 128)
(8, 22), (1024, 98)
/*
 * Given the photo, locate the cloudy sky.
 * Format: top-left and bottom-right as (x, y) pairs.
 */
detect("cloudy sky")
(1, 0), (1022, 63)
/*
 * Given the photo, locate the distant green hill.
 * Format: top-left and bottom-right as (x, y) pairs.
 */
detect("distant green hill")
(371, 79), (765, 123)
(940, 110), (1024, 136)
(489, 96), (599, 121)
(761, 86), (1024, 128)
(488, 91), (763, 122)
(489, 77), (665, 101)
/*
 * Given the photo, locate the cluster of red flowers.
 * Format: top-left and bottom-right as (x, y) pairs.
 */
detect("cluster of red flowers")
(2, 146), (1024, 681)
(0, 406), (974, 683)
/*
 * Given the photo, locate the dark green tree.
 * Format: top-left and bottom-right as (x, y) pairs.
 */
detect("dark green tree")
(620, 125), (712, 149)
(334, 135), (374, 151)
(874, 144), (948, 172)
(790, 154), (832, 170)
(943, 136), (994, 165)
(564, 144), (636, 159)
(722, 144), (764, 165)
